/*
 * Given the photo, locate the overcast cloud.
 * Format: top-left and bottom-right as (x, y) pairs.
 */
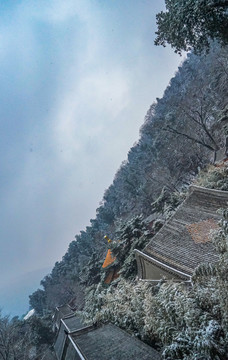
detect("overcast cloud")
(0, 0), (181, 311)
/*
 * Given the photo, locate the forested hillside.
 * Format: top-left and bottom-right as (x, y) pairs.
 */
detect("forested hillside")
(29, 41), (228, 314)
(1, 1), (227, 359)
(28, 41), (228, 359)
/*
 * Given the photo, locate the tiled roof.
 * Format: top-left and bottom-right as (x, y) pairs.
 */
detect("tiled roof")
(53, 313), (161, 360)
(53, 304), (75, 330)
(69, 324), (161, 360)
(56, 304), (74, 317)
(61, 315), (85, 332)
(54, 315), (89, 360)
(142, 186), (228, 276)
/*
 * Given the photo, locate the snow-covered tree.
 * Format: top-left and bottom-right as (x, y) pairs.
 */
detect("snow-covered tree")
(155, 0), (228, 54)
(144, 209), (228, 359)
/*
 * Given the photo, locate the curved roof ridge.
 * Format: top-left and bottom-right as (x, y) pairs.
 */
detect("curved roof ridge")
(189, 185), (228, 196)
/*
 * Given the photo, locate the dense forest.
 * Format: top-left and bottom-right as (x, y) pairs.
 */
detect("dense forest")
(1, 1), (228, 359)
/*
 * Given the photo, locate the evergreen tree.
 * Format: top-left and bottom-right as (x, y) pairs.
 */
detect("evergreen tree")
(155, 0), (228, 54)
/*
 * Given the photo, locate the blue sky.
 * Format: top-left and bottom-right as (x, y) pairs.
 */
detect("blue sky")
(0, 0), (182, 314)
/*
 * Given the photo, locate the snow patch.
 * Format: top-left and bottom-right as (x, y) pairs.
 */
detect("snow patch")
(24, 309), (35, 320)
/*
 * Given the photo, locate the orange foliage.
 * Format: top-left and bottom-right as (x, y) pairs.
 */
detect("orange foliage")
(215, 158), (228, 167)
(186, 219), (219, 244)
(102, 249), (116, 268)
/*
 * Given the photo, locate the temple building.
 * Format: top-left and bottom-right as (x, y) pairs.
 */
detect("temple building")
(53, 313), (161, 360)
(135, 185), (228, 282)
(53, 304), (75, 331)
(54, 314), (91, 360)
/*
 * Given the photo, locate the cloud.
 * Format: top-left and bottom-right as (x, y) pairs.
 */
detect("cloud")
(0, 0), (182, 302)
(30, 0), (92, 24)
(52, 67), (130, 163)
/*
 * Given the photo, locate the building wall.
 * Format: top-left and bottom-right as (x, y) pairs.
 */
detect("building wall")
(135, 250), (190, 282)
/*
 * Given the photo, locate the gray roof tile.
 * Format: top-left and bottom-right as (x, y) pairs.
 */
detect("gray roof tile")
(143, 186), (228, 275)
(70, 324), (161, 360)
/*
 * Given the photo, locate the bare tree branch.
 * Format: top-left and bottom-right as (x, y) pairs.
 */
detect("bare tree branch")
(163, 125), (216, 151)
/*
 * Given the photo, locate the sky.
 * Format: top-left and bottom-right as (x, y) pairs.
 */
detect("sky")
(0, 0), (182, 315)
